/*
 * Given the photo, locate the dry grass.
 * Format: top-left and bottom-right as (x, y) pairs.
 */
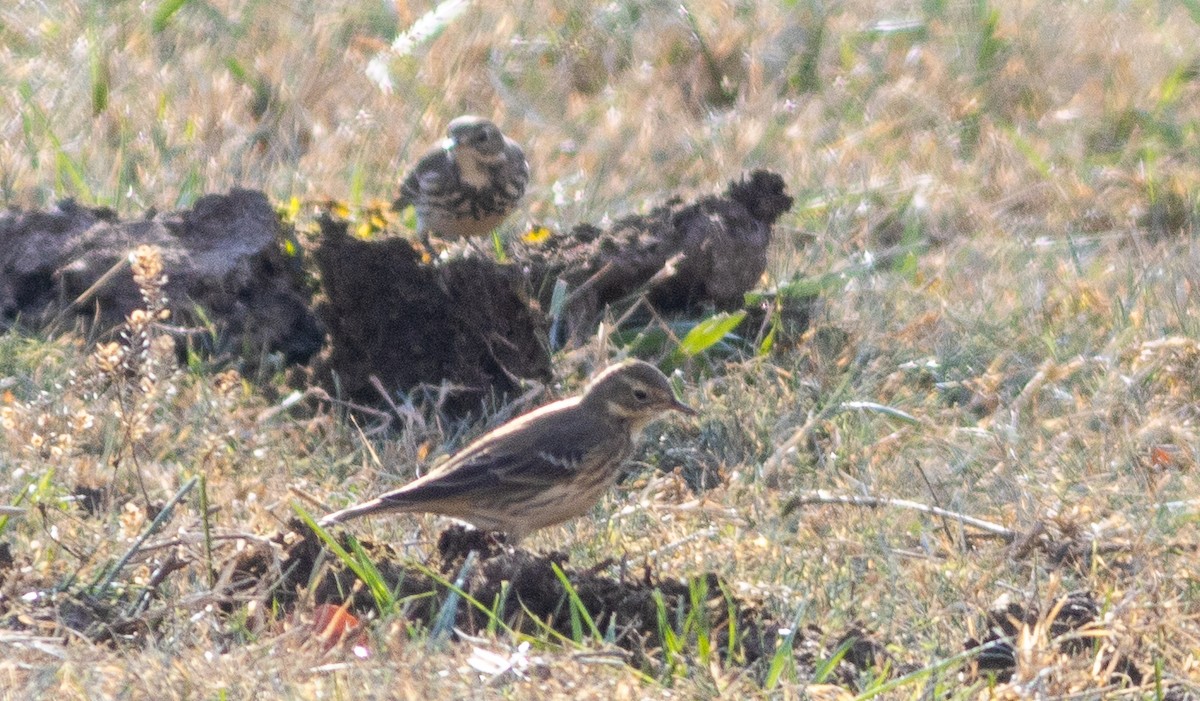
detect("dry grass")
(2, 0), (1200, 698)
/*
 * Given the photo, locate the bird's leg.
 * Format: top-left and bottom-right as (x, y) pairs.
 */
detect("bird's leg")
(464, 231), (499, 259)
(416, 233), (434, 258)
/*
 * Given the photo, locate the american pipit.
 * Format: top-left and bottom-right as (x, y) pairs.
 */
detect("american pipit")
(320, 360), (695, 542)
(394, 115), (529, 241)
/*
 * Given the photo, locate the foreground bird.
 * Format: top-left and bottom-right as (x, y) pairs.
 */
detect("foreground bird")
(320, 360), (695, 542)
(393, 115), (529, 241)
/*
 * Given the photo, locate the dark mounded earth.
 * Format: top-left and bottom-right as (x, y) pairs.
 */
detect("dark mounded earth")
(1, 172), (797, 416)
(0, 190), (324, 366)
(308, 216), (553, 415)
(523, 170), (794, 346)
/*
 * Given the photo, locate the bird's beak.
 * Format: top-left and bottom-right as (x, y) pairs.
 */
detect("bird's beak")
(671, 399), (698, 416)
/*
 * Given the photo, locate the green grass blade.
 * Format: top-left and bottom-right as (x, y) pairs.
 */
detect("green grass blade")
(290, 503), (395, 611)
(406, 558), (517, 638)
(765, 600), (806, 690)
(428, 549), (477, 648)
(652, 589), (681, 670)
(550, 562), (602, 642)
(151, 0), (192, 33)
(813, 636), (854, 683)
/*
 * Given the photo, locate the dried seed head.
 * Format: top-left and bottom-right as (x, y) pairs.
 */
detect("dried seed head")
(128, 309), (151, 327)
(0, 406), (15, 431)
(129, 245), (164, 285)
(213, 369), (242, 396)
(93, 342), (125, 374)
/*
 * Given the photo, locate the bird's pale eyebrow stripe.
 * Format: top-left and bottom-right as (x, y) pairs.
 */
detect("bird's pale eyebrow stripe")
(606, 400), (639, 417)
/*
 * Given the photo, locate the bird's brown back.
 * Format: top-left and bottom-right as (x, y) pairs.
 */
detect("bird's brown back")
(365, 397), (633, 537)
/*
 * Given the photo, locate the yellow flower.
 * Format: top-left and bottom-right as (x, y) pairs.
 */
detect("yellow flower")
(279, 196), (302, 223)
(520, 226), (552, 245)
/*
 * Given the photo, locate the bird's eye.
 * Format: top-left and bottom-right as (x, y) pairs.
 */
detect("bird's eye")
(632, 387), (649, 402)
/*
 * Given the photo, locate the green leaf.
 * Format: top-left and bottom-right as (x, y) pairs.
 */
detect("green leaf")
(677, 311), (746, 357)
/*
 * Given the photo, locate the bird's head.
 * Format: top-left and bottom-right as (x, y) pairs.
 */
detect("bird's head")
(445, 115), (507, 159)
(582, 360), (696, 432)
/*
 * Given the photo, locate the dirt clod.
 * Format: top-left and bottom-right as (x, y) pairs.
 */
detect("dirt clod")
(523, 170), (794, 345)
(965, 591), (1131, 684)
(253, 522), (781, 670)
(309, 217), (552, 416)
(0, 191), (324, 365)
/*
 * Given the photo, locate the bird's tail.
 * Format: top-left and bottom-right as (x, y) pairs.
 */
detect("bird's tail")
(318, 497), (403, 527)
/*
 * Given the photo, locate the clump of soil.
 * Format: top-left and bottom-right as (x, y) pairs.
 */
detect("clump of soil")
(244, 521), (780, 669)
(210, 521), (901, 684)
(308, 216), (552, 416)
(0, 190), (324, 365)
(965, 591), (1142, 685)
(0, 172), (799, 414)
(522, 170), (794, 345)
(307, 170), (796, 413)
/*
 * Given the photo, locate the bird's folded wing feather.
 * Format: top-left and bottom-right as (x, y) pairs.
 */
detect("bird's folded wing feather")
(415, 162), (450, 197)
(376, 418), (604, 506)
(508, 147), (530, 186)
(395, 152), (449, 208)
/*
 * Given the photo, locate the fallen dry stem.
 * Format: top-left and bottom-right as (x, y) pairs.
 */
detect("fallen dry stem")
(783, 490), (1017, 541)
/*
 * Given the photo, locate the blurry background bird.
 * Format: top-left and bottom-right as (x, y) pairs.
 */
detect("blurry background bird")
(320, 359), (695, 543)
(393, 115), (529, 243)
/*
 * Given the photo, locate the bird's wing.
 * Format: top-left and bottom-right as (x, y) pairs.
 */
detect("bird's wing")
(394, 150), (452, 209)
(375, 416), (606, 507)
(508, 143), (530, 187)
